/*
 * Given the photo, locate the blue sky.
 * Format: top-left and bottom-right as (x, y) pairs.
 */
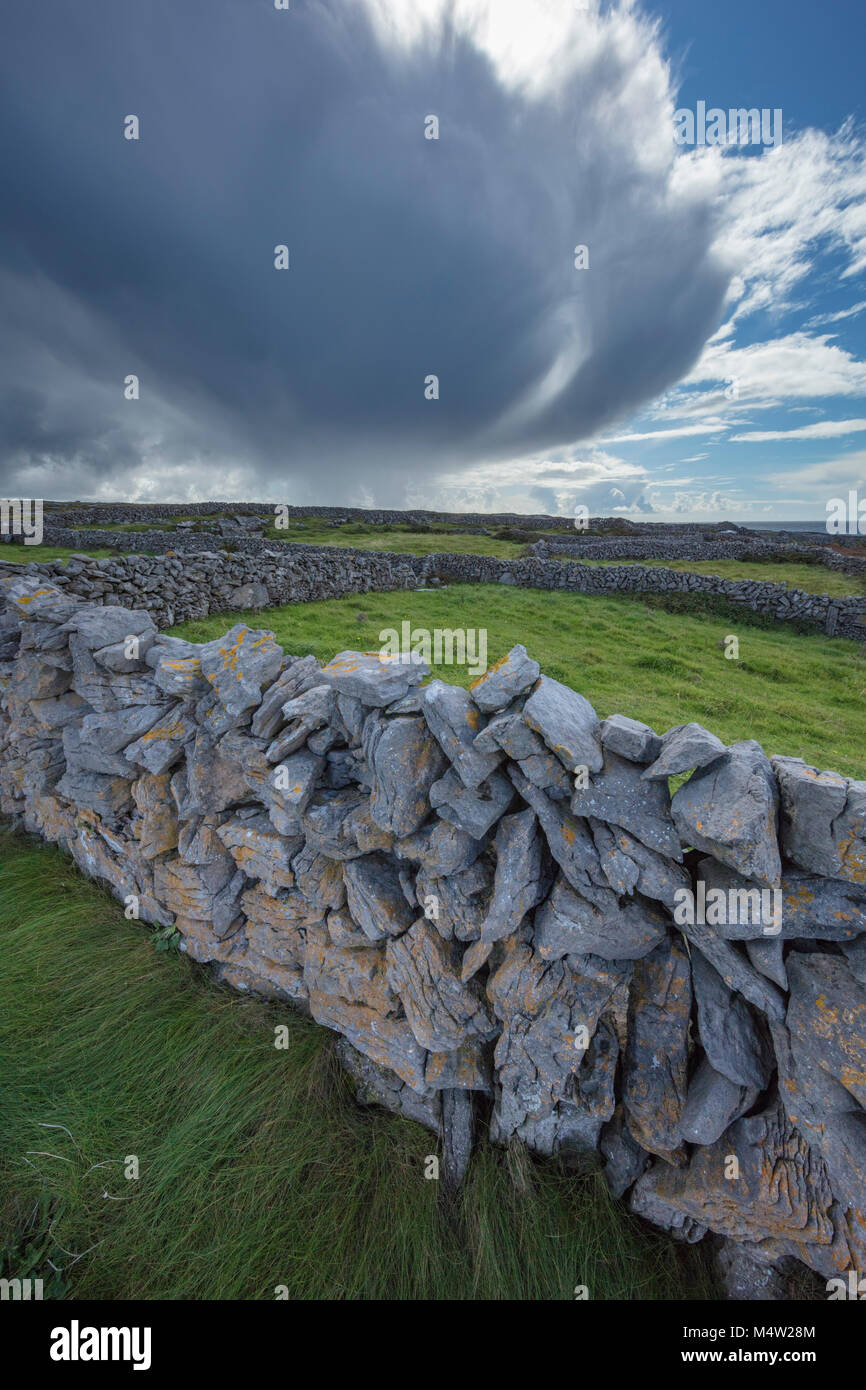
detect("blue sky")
(1, 0), (865, 522)
(581, 0), (866, 523)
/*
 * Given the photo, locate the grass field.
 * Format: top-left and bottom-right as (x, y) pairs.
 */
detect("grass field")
(0, 546), (118, 564)
(0, 828), (716, 1301)
(71, 517), (544, 559)
(572, 556), (865, 599)
(171, 583), (866, 780)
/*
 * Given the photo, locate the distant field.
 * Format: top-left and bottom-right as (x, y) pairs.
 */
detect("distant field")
(70, 517), (552, 558)
(276, 521), (534, 557)
(171, 583), (866, 779)
(571, 555), (865, 599)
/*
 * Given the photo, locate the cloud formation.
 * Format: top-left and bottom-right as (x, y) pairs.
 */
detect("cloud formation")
(0, 0), (731, 503)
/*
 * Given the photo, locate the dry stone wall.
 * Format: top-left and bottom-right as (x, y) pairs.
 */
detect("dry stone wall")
(1, 567), (865, 1295)
(4, 543), (865, 639)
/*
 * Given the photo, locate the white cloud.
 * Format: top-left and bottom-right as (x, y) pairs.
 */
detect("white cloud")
(731, 419), (866, 443)
(684, 332), (866, 401)
(806, 300), (866, 328)
(597, 423), (728, 443)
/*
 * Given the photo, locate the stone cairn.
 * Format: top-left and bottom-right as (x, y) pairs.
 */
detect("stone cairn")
(1, 569), (864, 1297)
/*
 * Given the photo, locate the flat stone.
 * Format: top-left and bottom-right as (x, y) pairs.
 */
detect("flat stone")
(250, 656), (323, 739)
(309, 991), (428, 1092)
(415, 858), (492, 943)
(691, 948), (774, 1090)
(744, 936), (789, 990)
(535, 873), (668, 962)
(429, 767), (514, 840)
(600, 714), (662, 764)
(124, 706), (198, 775)
(425, 1041), (492, 1093)
(343, 852), (416, 941)
(770, 1008), (866, 1221)
(293, 844), (347, 911)
(395, 818), (484, 876)
(475, 711), (573, 798)
(319, 649), (428, 707)
(507, 768), (610, 906)
(521, 675), (603, 774)
(671, 740), (781, 886)
(772, 756), (866, 886)
(785, 951), (866, 1110)
(304, 924), (397, 1016)
(630, 1100), (836, 1254)
(152, 655), (210, 700)
(266, 747), (324, 815)
(697, 855), (866, 941)
(468, 644), (540, 713)
(385, 919), (497, 1052)
(571, 749), (681, 858)
(336, 1037), (440, 1132)
(422, 681), (501, 789)
(131, 772), (178, 859)
(589, 818), (691, 912)
(364, 713), (448, 837)
(679, 1056), (758, 1145)
(66, 605), (156, 650)
(622, 934), (691, 1163)
(54, 767), (134, 820)
(199, 622), (283, 718)
(642, 722), (728, 781)
(600, 1105), (650, 1198)
(488, 937), (628, 1155)
(479, 808), (548, 943)
(678, 918), (786, 1020)
(265, 684), (336, 761)
(216, 813), (299, 895)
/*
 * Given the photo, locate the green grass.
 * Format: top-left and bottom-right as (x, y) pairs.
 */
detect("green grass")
(268, 521), (533, 558)
(171, 584), (866, 779)
(0, 828), (716, 1301)
(73, 517), (543, 559)
(571, 556), (865, 599)
(0, 546), (118, 565)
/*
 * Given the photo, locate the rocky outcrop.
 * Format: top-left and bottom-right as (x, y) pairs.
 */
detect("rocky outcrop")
(1, 567), (865, 1298)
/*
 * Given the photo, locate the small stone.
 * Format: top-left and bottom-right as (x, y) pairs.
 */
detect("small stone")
(679, 1057), (758, 1145)
(642, 722), (728, 781)
(522, 675), (603, 774)
(319, 649), (428, 707)
(671, 741), (781, 886)
(600, 714), (661, 764)
(468, 645), (540, 713)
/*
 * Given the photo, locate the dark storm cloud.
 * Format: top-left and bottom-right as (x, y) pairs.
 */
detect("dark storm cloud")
(0, 0), (731, 502)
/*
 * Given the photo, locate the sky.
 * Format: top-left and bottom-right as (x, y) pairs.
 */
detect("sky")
(1, 0), (865, 522)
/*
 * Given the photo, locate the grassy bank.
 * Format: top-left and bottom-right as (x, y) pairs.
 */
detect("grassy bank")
(0, 829), (715, 1301)
(171, 583), (866, 779)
